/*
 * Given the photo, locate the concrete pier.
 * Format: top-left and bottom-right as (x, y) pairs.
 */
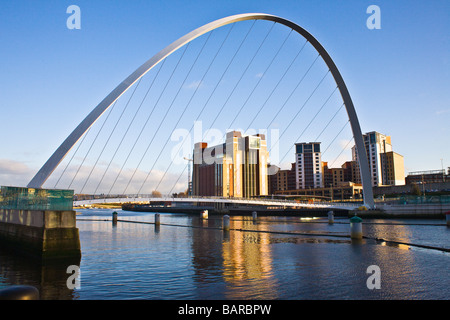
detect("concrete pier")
(0, 209), (81, 261)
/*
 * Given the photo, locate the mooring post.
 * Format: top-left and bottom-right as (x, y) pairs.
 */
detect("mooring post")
(0, 285), (39, 300)
(328, 211), (334, 224)
(350, 215), (363, 239)
(200, 210), (208, 219)
(223, 215), (230, 231)
(112, 211), (118, 225)
(155, 213), (161, 226)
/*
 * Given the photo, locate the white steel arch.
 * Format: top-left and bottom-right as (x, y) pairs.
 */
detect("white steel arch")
(28, 13), (374, 208)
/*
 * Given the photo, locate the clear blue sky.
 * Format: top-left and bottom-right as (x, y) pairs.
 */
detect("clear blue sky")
(0, 0), (449, 192)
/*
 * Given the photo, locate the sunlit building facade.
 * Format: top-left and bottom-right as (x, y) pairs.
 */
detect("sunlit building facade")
(192, 131), (269, 197)
(352, 131), (405, 186)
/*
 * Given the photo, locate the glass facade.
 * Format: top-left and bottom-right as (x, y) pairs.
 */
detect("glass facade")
(0, 186), (74, 211)
(248, 136), (260, 149)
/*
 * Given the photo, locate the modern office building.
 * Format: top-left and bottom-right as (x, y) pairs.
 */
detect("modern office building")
(352, 131), (405, 186)
(295, 142), (323, 189)
(192, 131), (269, 197)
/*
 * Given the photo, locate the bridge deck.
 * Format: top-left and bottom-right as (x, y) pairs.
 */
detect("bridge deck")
(74, 197), (361, 211)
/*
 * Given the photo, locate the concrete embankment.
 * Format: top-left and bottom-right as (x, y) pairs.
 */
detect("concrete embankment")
(0, 209), (81, 261)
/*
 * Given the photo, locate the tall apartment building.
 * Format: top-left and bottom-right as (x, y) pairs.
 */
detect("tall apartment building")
(295, 142), (323, 189)
(352, 131), (405, 186)
(192, 131), (269, 197)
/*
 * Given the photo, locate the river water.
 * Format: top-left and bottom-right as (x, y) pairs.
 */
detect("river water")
(0, 209), (448, 300)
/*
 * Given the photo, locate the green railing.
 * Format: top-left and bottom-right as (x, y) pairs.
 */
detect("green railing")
(0, 186), (73, 211)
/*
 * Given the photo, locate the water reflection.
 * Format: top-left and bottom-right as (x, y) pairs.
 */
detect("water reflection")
(0, 247), (80, 300)
(222, 219), (278, 299)
(0, 210), (448, 300)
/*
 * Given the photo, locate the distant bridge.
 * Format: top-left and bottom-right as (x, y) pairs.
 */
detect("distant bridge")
(74, 196), (361, 211)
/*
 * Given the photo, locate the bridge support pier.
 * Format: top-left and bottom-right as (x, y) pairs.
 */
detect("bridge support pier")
(0, 209), (81, 261)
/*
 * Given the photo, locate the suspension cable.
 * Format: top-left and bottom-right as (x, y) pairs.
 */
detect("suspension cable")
(243, 38), (308, 133)
(206, 21), (273, 132)
(164, 21), (274, 194)
(68, 100), (118, 189)
(121, 44), (190, 195)
(314, 102), (345, 142)
(321, 120), (350, 157)
(146, 21), (265, 195)
(53, 126), (91, 188)
(328, 136), (354, 168)
(80, 78), (143, 193)
(106, 61), (166, 196)
(152, 25), (241, 194)
(226, 28), (294, 132)
(265, 52), (319, 130)
(268, 68), (330, 155)
(136, 32), (216, 195)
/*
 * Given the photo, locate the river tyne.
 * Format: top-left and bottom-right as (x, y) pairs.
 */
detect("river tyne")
(0, 209), (448, 300)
